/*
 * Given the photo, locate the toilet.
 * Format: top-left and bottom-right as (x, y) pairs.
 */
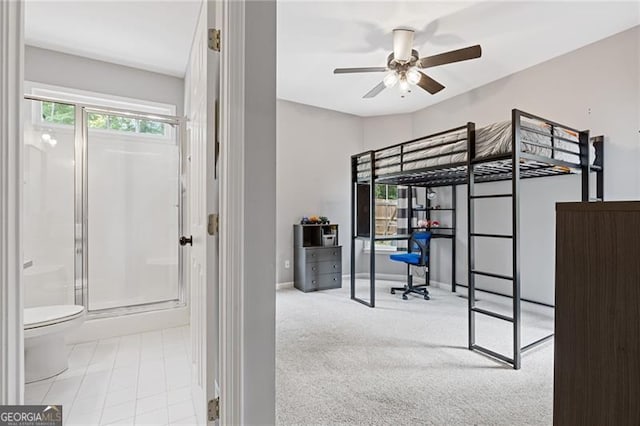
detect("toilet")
(24, 305), (86, 383)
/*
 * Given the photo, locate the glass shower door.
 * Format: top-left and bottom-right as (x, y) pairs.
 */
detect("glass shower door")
(86, 110), (181, 312)
(22, 99), (76, 308)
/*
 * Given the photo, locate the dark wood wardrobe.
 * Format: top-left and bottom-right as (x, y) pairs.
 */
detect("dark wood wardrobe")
(554, 201), (640, 425)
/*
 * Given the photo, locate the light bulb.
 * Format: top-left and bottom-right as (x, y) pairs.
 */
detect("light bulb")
(48, 139), (58, 147)
(406, 67), (421, 85)
(41, 133), (51, 141)
(383, 72), (398, 88)
(399, 78), (410, 93)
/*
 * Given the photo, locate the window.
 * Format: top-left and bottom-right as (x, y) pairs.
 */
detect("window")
(84, 111), (167, 136)
(41, 102), (168, 137)
(28, 82), (176, 140)
(368, 184), (399, 251)
(41, 101), (75, 125)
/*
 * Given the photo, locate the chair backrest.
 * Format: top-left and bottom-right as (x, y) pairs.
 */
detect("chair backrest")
(411, 231), (431, 253)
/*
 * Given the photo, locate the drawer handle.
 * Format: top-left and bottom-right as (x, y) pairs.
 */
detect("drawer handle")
(312, 267), (317, 271)
(332, 252), (336, 256)
(333, 278), (337, 281)
(312, 280), (316, 284)
(333, 265), (337, 268)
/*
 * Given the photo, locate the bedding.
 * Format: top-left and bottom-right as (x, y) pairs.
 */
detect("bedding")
(357, 117), (595, 179)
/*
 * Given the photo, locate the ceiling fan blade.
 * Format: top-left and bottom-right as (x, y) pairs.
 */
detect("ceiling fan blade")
(418, 45), (482, 69)
(416, 72), (445, 95)
(334, 67), (387, 74)
(363, 81), (386, 98)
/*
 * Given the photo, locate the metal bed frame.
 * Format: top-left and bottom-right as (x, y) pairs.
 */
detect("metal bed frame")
(350, 108), (604, 369)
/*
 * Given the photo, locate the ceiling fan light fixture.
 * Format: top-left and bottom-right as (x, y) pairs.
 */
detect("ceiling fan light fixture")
(398, 77), (410, 93)
(392, 28), (414, 63)
(334, 28), (482, 99)
(383, 72), (399, 88)
(406, 67), (421, 85)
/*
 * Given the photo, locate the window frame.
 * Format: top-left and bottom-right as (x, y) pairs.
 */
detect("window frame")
(26, 82), (177, 142)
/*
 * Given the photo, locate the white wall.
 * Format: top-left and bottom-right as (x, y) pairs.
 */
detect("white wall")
(25, 46), (184, 114)
(361, 26), (640, 305)
(277, 26), (639, 304)
(276, 99), (363, 284)
(362, 113), (413, 150)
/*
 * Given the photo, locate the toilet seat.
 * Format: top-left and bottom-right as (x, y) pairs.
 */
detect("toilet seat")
(24, 305), (86, 383)
(24, 305), (85, 329)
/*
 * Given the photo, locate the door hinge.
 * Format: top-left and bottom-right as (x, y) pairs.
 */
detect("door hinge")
(208, 397), (220, 421)
(208, 28), (221, 52)
(208, 213), (219, 236)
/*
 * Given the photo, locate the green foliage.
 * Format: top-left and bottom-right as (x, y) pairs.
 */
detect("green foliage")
(139, 120), (165, 135)
(88, 113), (108, 129)
(109, 116), (137, 132)
(41, 102), (75, 125)
(375, 184), (398, 200)
(43, 102), (166, 136)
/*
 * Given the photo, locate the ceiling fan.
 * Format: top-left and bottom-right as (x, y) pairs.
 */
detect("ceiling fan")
(334, 28), (482, 98)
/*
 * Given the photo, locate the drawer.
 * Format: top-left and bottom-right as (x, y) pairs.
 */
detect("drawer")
(308, 273), (342, 291)
(305, 247), (341, 263)
(308, 260), (341, 276)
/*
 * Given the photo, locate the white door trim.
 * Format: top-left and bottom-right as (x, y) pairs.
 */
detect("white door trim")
(0, 0), (25, 404)
(219, 0), (245, 423)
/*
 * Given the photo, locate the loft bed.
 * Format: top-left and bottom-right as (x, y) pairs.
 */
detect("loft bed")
(350, 109), (604, 370)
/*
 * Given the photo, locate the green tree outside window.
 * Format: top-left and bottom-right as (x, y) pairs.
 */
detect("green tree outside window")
(376, 184), (397, 200)
(139, 120), (165, 135)
(42, 102), (166, 136)
(41, 102), (75, 125)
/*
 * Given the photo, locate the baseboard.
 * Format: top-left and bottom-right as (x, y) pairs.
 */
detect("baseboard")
(355, 272), (429, 285)
(276, 274), (352, 290)
(276, 275), (451, 289)
(430, 280), (454, 291)
(67, 306), (190, 344)
(276, 281), (294, 290)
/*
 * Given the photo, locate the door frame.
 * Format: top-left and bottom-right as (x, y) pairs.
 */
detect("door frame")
(0, 0), (25, 404)
(0, 0), (276, 416)
(219, 0), (277, 423)
(218, 0), (245, 422)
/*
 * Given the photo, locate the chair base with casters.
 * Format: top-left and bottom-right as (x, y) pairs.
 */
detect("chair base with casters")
(390, 264), (430, 300)
(389, 231), (432, 301)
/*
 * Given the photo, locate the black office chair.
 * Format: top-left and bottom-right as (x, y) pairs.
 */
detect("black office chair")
(390, 231), (431, 300)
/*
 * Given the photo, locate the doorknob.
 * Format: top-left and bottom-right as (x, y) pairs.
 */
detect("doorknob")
(179, 235), (193, 246)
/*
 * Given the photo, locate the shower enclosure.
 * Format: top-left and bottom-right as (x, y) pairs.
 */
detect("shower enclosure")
(23, 95), (185, 317)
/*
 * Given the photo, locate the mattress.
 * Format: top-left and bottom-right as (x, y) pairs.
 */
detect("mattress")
(358, 118), (594, 179)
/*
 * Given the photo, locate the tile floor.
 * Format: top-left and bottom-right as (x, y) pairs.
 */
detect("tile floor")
(25, 326), (198, 426)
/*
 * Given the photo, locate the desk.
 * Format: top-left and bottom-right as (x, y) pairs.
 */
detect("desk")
(350, 184), (458, 308)
(352, 231), (455, 307)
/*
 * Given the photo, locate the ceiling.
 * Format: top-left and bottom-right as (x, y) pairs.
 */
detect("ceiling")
(278, 1), (640, 116)
(25, 1), (639, 116)
(25, 0), (202, 77)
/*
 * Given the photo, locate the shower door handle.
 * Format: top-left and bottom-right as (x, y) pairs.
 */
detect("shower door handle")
(179, 235), (193, 246)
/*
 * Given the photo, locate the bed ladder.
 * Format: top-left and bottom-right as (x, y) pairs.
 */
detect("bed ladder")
(467, 159), (524, 369)
(466, 111), (557, 370)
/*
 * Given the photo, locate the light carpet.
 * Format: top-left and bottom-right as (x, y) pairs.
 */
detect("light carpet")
(276, 279), (554, 426)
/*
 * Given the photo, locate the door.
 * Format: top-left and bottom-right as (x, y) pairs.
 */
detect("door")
(184, 1), (220, 423)
(85, 109), (182, 313)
